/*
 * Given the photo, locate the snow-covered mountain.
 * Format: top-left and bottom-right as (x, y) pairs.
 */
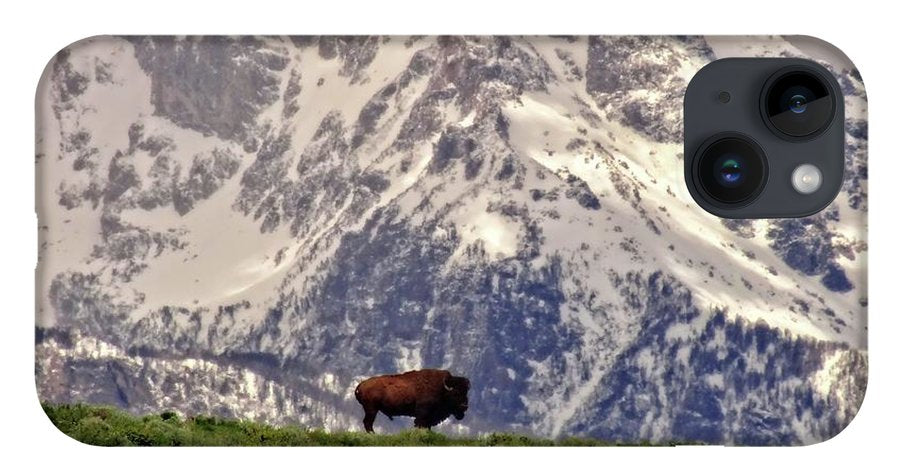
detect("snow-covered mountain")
(35, 36), (867, 445)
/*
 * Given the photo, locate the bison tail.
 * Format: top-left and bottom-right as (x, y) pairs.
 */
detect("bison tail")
(354, 384), (362, 403)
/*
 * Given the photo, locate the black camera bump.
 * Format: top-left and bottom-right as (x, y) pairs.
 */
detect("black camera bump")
(684, 58), (845, 218)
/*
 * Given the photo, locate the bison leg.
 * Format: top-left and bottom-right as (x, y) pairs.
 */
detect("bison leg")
(362, 407), (378, 433)
(413, 404), (435, 430)
(413, 416), (432, 430)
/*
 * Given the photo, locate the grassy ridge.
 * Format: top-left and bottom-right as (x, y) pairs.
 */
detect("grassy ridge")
(42, 403), (668, 447)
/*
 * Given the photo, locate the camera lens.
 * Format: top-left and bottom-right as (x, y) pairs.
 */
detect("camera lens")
(713, 154), (744, 187)
(763, 69), (834, 138)
(789, 94), (808, 113)
(694, 135), (768, 206)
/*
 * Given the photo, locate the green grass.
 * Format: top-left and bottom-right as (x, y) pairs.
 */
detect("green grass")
(42, 402), (680, 447)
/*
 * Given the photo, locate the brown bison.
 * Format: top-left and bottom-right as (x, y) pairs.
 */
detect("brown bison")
(354, 369), (470, 433)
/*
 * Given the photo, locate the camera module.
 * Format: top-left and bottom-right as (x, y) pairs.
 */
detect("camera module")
(684, 57), (845, 218)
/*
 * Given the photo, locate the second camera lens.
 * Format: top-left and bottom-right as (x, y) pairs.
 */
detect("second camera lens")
(763, 69), (835, 138)
(694, 135), (768, 206)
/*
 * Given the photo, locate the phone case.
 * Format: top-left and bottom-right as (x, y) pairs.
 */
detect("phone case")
(35, 36), (867, 446)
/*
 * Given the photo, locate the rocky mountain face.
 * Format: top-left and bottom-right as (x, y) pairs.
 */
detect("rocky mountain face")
(35, 36), (867, 444)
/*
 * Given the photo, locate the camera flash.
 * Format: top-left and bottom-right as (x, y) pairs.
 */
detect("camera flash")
(791, 164), (822, 194)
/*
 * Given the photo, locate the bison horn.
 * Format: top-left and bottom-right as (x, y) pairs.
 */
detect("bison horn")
(444, 380), (453, 392)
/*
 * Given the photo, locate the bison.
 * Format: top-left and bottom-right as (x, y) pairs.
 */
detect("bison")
(354, 369), (470, 433)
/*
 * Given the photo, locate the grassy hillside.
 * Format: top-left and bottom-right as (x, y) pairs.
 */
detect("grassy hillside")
(42, 403), (674, 447)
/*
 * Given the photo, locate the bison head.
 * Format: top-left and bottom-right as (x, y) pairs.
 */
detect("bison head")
(443, 375), (470, 420)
